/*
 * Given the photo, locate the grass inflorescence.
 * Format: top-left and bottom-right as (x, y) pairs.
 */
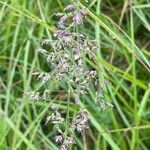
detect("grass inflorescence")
(0, 0), (150, 150)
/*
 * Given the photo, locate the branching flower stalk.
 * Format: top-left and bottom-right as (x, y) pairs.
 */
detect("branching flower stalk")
(23, 1), (113, 149)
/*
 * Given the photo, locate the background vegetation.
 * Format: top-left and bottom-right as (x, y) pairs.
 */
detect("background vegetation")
(0, 0), (150, 149)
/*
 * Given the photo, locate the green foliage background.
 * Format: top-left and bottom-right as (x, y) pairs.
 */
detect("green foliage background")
(0, 0), (150, 149)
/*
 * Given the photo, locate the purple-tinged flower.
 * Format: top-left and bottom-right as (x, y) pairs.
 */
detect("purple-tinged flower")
(60, 144), (68, 150)
(62, 63), (70, 72)
(59, 15), (68, 24)
(80, 8), (88, 16)
(66, 137), (76, 145)
(54, 30), (73, 44)
(75, 109), (89, 125)
(74, 46), (81, 55)
(54, 30), (68, 39)
(58, 22), (66, 29)
(54, 135), (63, 143)
(63, 35), (73, 44)
(45, 111), (64, 125)
(87, 70), (97, 78)
(54, 30), (63, 38)
(57, 13), (70, 28)
(56, 61), (70, 73)
(76, 123), (89, 134)
(64, 3), (76, 11)
(73, 13), (83, 25)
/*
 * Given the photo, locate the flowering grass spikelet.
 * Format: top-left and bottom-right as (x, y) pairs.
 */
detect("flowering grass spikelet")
(24, 0), (113, 149)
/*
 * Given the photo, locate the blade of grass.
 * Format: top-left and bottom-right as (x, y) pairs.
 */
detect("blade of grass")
(0, 110), (37, 150)
(77, 1), (150, 71)
(130, 1), (139, 149)
(0, 0), (55, 31)
(5, 18), (22, 115)
(78, 102), (121, 150)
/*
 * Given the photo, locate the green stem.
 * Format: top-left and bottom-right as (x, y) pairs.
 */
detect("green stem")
(65, 84), (71, 140)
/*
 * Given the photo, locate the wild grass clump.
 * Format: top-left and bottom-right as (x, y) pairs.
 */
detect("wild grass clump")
(0, 0), (150, 150)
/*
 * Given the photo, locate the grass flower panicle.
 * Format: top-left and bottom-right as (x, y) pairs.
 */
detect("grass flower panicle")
(24, 1), (113, 149)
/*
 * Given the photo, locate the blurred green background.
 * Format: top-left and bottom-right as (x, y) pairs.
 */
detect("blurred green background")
(0, 0), (150, 150)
